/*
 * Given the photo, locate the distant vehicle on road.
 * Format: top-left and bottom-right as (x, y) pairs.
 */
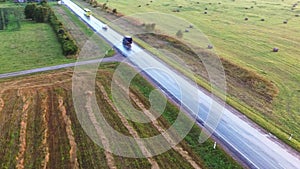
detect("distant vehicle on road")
(102, 24), (108, 30)
(122, 36), (133, 50)
(83, 8), (91, 17)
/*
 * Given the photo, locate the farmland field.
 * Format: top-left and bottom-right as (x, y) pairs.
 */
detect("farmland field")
(0, 63), (241, 168)
(83, 0), (300, 149)
(0, 20), (75, 74)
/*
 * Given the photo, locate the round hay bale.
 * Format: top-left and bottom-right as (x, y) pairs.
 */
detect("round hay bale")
(208, 45), (213, 49)
(283, 20), (288, 24)
(273, 47), (279, 52)
(204, 11), (207, 14)
(189, 24), (194, 28)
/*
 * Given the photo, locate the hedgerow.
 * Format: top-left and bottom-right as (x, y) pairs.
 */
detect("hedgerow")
(25, 2), (78, 56)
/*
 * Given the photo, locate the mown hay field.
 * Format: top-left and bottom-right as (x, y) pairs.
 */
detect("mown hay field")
(0, 63), (241, 168)
(91, 0), (300, 147)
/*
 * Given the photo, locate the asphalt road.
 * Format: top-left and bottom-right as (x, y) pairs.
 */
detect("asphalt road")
(1, 0), (299, 168)
(0, 56), (122, 79)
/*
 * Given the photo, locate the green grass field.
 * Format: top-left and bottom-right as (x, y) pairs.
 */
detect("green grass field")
(0, 21), (74, 74)
(93, 0), (300, 147)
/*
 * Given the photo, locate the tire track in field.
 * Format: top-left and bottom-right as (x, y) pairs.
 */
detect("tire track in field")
(0, 97), (4, 113)
(16, 90), (32, 169)
(116, 81), (202, 169)
(57, 95), (79, 169)
(96, 82), (160, 169)
(40, 91), (50, 169)
(84, 90), (117, 169)
(0, 87), (8, 114)
(0, 71), (73, 90)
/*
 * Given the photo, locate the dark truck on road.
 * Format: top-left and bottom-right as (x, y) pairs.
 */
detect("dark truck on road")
(122, 36), (133, 50)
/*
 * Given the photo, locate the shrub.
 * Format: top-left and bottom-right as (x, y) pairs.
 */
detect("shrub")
(49, 12), (78, 55)
(24, 3), (37, 19)
(25, 2), (78, 56)
(62, 39), (78, 55)
(176, 30), (183, 38)
(34, 6), (50, 23)
(145, 23), (155, 31)
(112, 8), (117, 13)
